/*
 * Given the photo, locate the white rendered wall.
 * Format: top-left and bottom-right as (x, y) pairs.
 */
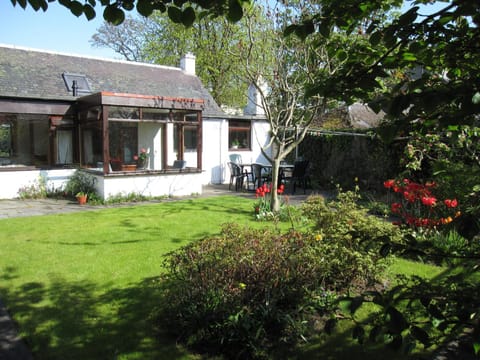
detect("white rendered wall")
(0, 169), (75, 199)
(201, 118), (271, 185)
(97, 172), (203, 199)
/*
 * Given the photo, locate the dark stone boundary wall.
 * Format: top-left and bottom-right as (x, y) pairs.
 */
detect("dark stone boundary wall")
(297, 133), (406, 192)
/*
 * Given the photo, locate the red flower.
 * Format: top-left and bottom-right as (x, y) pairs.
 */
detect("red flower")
(255, 187), (265, 198)
(262, 183), (269, 193)
(444, 199), (458, 208)
(391, 202), (402, 213)
(384, 179), (395, 188)
(403, 191), (416, 203)
(277, 184), (285, 195)
(421, 196), (437, 207)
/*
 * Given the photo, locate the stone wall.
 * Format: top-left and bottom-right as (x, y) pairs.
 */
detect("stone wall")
(296, 133), (405, 192)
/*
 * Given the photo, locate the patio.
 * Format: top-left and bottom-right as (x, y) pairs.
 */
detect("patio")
(0, 184), (320, 219)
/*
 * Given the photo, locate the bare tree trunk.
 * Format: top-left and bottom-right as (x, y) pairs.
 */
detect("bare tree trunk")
(270, 157), (281, 211)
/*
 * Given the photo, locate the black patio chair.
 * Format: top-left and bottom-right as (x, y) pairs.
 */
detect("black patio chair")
(285, 160), (310, 194)
(227, 161), (246, 191)
(251, 163), (271, 190)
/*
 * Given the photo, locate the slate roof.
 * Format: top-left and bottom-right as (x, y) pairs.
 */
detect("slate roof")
(313, 102), (384, 130)
(0, 44), (223, 116)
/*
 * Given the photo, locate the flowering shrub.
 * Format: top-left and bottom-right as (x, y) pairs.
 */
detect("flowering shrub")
(254, 183), (285, 221)
(157, 218), (391, 359)
(384, 178), (460, 230)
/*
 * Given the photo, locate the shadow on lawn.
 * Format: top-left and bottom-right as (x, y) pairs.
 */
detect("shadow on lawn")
(0, 268), (190, 360)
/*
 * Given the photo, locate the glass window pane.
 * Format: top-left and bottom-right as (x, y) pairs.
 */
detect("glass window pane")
(229, 120), (251, 150)
(109, 122), (138, 166)
(0, 114), (49, 167)
(57, 130), (73, 164)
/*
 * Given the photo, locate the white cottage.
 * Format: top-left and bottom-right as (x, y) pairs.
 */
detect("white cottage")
(0, 45), (270, 199)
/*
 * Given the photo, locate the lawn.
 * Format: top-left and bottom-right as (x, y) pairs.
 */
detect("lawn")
(0, 196), (259, 359)
(0, 195), (444, 359)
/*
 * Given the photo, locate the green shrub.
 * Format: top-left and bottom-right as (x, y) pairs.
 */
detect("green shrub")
(301, 190), (402, 289)
(156, 195), (399, 359)
(64, 170), (97, 198)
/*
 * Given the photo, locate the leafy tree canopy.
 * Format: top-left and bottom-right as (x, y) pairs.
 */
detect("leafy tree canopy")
(10, 0), (248, 26)
(286, 0), (480, 138)
(91, 7), (270, 107)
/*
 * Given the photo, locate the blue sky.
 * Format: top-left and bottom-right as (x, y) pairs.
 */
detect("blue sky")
(0, 2), (118, 59)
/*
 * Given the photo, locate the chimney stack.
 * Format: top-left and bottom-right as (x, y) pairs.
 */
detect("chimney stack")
(180, 53), (196, 75)
(244, 78), (267, 116)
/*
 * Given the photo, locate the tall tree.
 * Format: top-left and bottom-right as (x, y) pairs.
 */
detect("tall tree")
(90, 17), (150, 61)
(289, 0), (480, 137)
(235, 0), (368, 211)
(232, 0), (401, 212)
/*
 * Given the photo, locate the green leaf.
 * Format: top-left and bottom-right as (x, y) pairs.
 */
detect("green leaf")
(173, 0), (187, 7)
(398, 6), (419, 27)
(359, 77), (380, 91)
(227, 0), (243, 23)
(284, 24), (296, 37)
(69, 1), (84, 16)
(17, 0), (28, 9)
(167, 6), (183, 24)
(319, 24), (331, 38)
(83, 4), (96, 20)
(473, 342), (480, 355)
(121, 0), (135, 11)
(411, 326), (430, 346)
(380, 243), (391, 257)
(336, 50), (348, 62)
(38, 0), (48, 11)
(136, 0), (154, 17)
(387, 334), (403, 350)
(472, 92), (480, 104)
(28, 0), (41, 11)
(427, 304), (444, 319)
(58, 0), (71, 8)
(324, 318), (337, 334)
(352, 325), (365, 344)
(103, 5), (125, 25)
(349, 296), (363, 315)
(369, 325), (382, 342)
(387, 306), (408, 333)
(420, 297), (431, 308)
(182, 6), (196, 27)
(402, 52), (417, 61)
(438, 14), (453, 25)
(369, 31), (382, 46)
(155, 2), (167, 12)
(403, 338), (416, 354)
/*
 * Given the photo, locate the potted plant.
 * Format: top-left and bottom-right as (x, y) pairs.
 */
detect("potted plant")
(75, 191), (88, 205)
(65, 170), (97, 204)
(231, 139), (240, 149)
(133, 148), (149, 169)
